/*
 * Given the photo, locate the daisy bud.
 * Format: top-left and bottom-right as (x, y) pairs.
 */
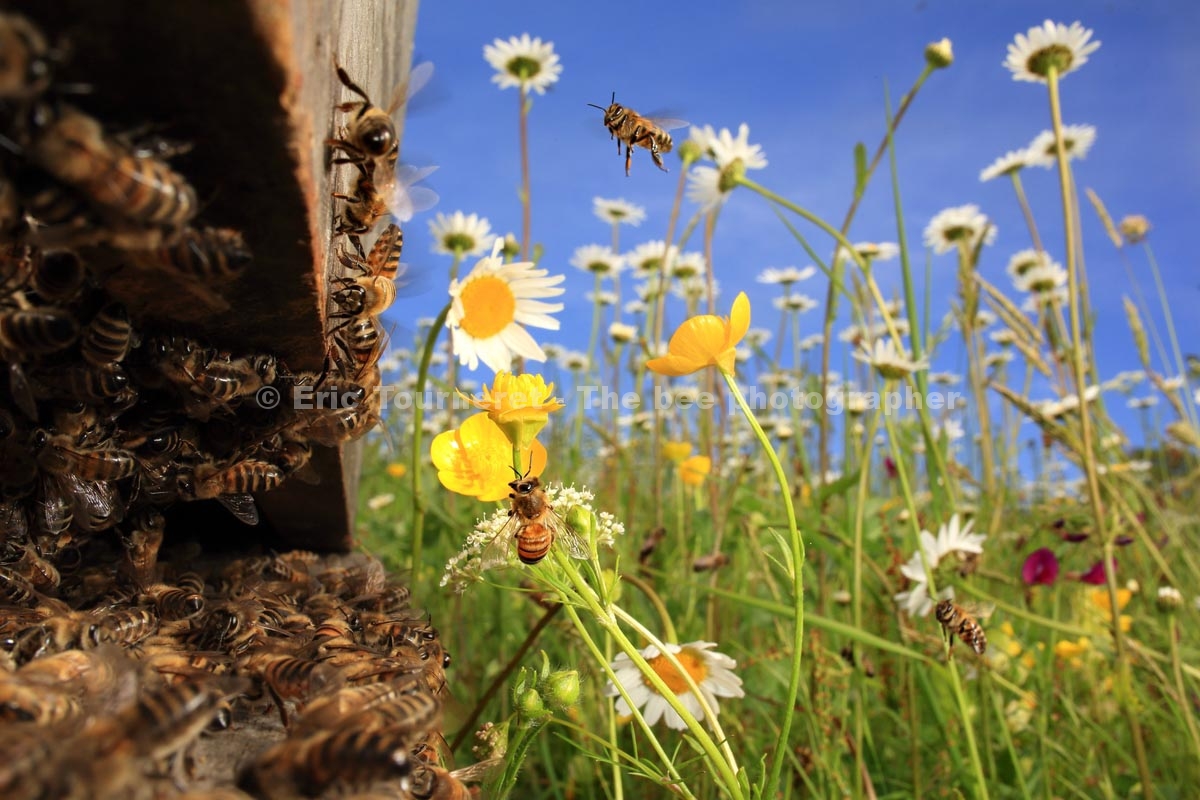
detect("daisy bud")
(500, 233), (521, 258)
(925, 38), (954, 69)
(515, 686), (548, 727)
(544, 669), (581, 709)
(677, 138), (704, 167)
(1157, 586), (1183, 613)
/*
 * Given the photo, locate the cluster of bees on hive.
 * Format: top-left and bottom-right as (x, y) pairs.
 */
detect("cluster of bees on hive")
(0, 11), (488, 799)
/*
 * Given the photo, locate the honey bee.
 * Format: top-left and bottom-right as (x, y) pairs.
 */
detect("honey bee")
(334, 161), (439, 243)
(118, 508), (165, 587)
(330, 273), (397, 319)
(80, 303), (134, 367)
(240, 724), (415, 799)
(86, 606), (159, 648)
(32, 429), (138, 480)
(934, 599), (993, 656)
(141, 582), (205, 621)
(366, 222), (404, 280)
(0, 672), (81, 725)
(409, 760), (502, 800)
(329, 60), (433, 170)
(481, 472), (590, 567)
(692, 552), (729, 572)
(291, 677), (420, 736)
(343, 677), (441, 735)
(0, 306), (79, 355)
(329, 314), (385, 375)
(0, 12), (57, 100)
(241, 650), (340, 726)
(116, 676), (250, 761)
(183, 459), (284, 526)
(29, 249), (86, 304)
(131, 225), (252, 283)
(24, 104), (199, 229)
(3, 543), (59, 591)
(588, 93), (686, 176)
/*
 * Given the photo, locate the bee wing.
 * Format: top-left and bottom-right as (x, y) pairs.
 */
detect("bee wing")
(450, 757), (504, 782)
(647, 117), (689, 131)
(388, 164), (440, 223)
(386, 60), (434, 114)
(58, 473), (123, 529)
(546, 510), (591, 561)
(478, 512), (520, 570)
(960, 601), (996, 620)
(216, 494), (260, 526)
(8, 363), (38, 420)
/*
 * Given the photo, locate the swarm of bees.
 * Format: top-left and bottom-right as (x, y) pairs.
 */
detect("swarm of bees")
(0, 11), (487, 798)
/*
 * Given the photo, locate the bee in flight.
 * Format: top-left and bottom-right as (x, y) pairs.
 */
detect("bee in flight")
(588, 92), (687, 176)
(482, 471), (590, 567)
(934, 598), (993, 655)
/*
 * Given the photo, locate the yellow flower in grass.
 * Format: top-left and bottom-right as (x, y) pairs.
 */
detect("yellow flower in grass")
(464, 371), (564, 450)
(1089, 588), (1133, 633)
(1054, 637), (1091, 669)
(646, 292), (750, 376)
(385, 462), (408, 478)
(431, 412), (547, 502)
(662, 441), (694, 463)
(679, 455), (711, 487)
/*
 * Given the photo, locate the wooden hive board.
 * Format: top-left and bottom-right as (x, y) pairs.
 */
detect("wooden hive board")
(7, 0), (419, 549)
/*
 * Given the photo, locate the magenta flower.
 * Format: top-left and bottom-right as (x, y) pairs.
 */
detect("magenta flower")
(1021, 548), (1060, 585)
(1078, 559), (1112, 585)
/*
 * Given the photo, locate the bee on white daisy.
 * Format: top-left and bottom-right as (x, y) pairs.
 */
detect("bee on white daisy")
(626, 240), (679, 275)
(483, 33), (563, 94)
(1025, 124), (1097, 167)
(923, 204), (997, 255)
(429, 211), (497, 257)
(447, 239), (565, 373)
(758, 265), (815, 286)
(605, 641), (744, 731)
(980, 149), (1033, 182)
(570, 244), (624, 276)
(853, 339), (930, 380)
(1005, 20), (1101, 83)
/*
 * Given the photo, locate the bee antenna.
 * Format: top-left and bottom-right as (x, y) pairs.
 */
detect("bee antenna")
(509, 465), (523, 480)
(610, 91), (616, 104)
(586, 103), (605, 111)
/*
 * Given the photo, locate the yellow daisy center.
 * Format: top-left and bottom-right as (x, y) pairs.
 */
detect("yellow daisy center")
(459, 275), (516, 339)
(646, 648), (708, 695)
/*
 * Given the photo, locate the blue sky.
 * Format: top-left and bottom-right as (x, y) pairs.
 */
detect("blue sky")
(388, 1), (1199, 448)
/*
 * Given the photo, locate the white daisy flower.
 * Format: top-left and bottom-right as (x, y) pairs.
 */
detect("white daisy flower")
(853, 339), (930, 380)
(571, 244), (624, 276)
(609, 322), (637, 344)
(923, 205), (996, 255)
(605, 641), (744, 731)
(483, 34), (563, 95)
(626, 240), (679, 274)
(744, 328), (772, 347)
(1014, 258), (1068, 294)
(1025, 124), (1096, 168)
(1021, 286), (1069, 313)
(429, 211), (496, 256)
(845, 241), (900, 263)
(687, 124), (720, 157)
(895, 582), (954, 618)
(586, 290), (618, 306)
(670, 251), (706, 279)
(772, 294), (819, 313)
(707, 123), (767, 170)
(984, 351), (1014, 369)
(685, 165), (727, 211)
(799, 333), (824, 350)
(933, 514), (986, 560)
(989, 330), (1017, 347)
(929, 371), (962, 385)
(624, 299), (648, 316)
(758, 266), (815, 285)
(560, 350), (589, 371)
(1006, 248), (1051, 281)
(980, 149), (1032, 182)
(1005, 20), (1101, 84)
(671, 276), (718, 303)
(593, 197), (646, 227)
(1127, 396), (1158, 410)
(447, 239), (565, 373)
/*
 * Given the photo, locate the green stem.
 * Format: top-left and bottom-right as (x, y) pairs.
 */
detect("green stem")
(719, 368), (802, 798)
(518, 85), (531, 260)
(409, 301), (452, 579)
(1143, 241), (1199, 426)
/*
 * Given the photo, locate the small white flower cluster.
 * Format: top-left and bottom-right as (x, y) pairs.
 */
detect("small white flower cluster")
(894, 515), (986, 617)
(440, 484), (623, 592)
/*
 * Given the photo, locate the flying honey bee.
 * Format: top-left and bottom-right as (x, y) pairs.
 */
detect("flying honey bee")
(934, 598), (993, 656)
(588, 93), (687, 176)
(481, 471), (590, 568)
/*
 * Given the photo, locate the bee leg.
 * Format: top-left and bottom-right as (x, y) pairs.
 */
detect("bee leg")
(650, 146), (667, 173)
(624, 142), (633, 177)
(266, 683), (290, 728)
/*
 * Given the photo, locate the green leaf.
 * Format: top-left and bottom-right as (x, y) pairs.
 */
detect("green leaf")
(853, 141), (868, 199)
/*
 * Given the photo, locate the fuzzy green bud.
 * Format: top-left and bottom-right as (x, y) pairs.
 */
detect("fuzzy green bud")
(544, 669), (581, 710)
(516, 687), (548, 727)
(677, 139), (703, 167)
(925, 38), (954, 69)
(565, 505), (594, 544)
(717, 159), (745, 193)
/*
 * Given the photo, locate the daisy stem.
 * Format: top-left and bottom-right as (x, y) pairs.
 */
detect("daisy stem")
(618, 571), (678, 643)
(518, 85), (531, 261)
(719, 368), (802, 799)
(851, 401), (884, 799)
(1047, 65), (1154, 799)
(558, 601), (696, 799)
(1008, 171), (1045, 255)
(409, 301), (452, 582)
(1168, 612), (1200, 763)
(1142, 240), (1199, 426)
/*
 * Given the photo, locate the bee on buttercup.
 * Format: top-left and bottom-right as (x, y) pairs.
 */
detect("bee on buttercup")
(589, 92), (686, 176)
(482, 471), (590, 567)
(934, 598), (993, 656)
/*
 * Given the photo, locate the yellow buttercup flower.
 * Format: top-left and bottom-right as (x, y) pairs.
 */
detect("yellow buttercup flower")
(1089, 588), (1134, 632)
(679, 455), (712, 487)
(463, 371), (564, 450)
(647, 292), (750, 376)
(385, 462), (408, 478)
(430, 412), (547, 502)
(1053, 637), (1090, 667)
(662, 441), (694, 463)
